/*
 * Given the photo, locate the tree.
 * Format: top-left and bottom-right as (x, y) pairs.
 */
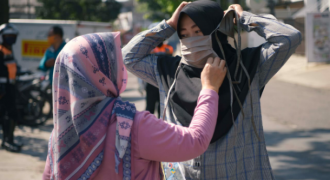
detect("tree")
(0, 0), (9, 25)
(136, 0), (186, 21)
(36, 0), (122, 22)
(136, 0), (247, 22)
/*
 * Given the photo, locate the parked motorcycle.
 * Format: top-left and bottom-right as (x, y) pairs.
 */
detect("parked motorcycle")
(15, 69), (52, 127)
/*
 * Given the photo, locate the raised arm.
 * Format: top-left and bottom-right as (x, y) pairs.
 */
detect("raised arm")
(122, 2), (189, 87)
(133, 57), (227, 162)
(241, 11), (301, 87)
(230, 4), (301, 88)
(122, 21), (175, 87)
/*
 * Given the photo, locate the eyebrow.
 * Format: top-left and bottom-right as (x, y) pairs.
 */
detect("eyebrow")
(180, 24), (198, 32)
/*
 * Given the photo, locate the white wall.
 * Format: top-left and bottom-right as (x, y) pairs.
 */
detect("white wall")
(10, 22), (76, 70)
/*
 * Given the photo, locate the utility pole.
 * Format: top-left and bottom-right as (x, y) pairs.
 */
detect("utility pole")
(268, 0), (276, 16)
(0, 0), (9, 25)
(316, 0), (321, 12)
(27, 0), (31, 19)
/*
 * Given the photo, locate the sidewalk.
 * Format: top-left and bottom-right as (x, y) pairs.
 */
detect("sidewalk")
(273, 54), (330, 90)
(0, 123), (52, 180)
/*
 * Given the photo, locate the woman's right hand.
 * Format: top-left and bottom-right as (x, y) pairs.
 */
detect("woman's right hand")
(201, 57), (227, 93)
(166, 1), (190, 30)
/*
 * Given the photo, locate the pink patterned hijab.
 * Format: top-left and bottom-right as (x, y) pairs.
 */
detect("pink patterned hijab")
(48, 32), (136, 180)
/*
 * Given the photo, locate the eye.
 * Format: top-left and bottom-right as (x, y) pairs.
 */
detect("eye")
(195, 30), (201, 34)
(180, 34), (187, 38)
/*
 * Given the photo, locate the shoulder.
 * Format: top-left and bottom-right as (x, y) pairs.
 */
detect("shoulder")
(45, 47), (54, 54)
(60, 42), (66, 50)
(132, 110), (162, 139)
(133, 110), (168, 130)
(134, 110), (145, 121)
(134, 110), (158, 124)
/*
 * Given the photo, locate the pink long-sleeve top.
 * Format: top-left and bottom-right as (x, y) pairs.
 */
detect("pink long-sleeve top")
(43, 89), (219, 180)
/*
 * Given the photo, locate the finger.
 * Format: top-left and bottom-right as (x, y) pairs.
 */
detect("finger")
(176, 2), (187, 12)
(223, 66), (227, 72)
(213, 57), (221, 66)
(206, 57), (214, 65)
(219, 59), (226, 69)
(181, 2), (189, 7)
(179, 2), (189, 11)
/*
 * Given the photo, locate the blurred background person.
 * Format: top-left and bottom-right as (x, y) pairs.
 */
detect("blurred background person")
(151, 41), (174, 55)
(0, 23), (21, 152)
(39, 26), (66, 85)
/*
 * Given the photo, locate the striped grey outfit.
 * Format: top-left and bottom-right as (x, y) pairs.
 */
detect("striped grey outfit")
(122, 11), (301, 180)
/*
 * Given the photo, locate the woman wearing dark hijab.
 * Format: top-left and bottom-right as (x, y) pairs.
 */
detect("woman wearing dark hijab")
(123, 1), (301, 179)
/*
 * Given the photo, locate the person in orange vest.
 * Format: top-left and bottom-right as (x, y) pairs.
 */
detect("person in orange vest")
(0, 23), (22, 152)
(151, 42), (174, 55)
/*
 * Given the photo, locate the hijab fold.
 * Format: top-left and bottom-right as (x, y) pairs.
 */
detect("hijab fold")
(49, 32), (135, 180)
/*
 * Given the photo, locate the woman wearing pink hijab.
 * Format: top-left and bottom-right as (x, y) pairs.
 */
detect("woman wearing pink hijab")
(42, 32), (227, 180)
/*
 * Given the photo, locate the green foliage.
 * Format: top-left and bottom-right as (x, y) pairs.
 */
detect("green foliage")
(36, 0), (122, 22)
(136, 0), (248, 21)
(136, 0), (185, 21)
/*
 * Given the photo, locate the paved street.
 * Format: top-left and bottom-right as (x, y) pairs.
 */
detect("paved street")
(261, 55), (330, 180)
(262, 80), (330, 180)
(0, 55), (329, 180)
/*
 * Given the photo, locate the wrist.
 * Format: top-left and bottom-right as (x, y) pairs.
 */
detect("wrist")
(202, 86), (219, 94)
(237, 10), (243, 18)
(166, 19), (176, 30)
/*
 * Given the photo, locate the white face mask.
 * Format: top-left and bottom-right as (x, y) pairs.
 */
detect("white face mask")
(179, 8), (239, 69)
(180, 35), (218, 68)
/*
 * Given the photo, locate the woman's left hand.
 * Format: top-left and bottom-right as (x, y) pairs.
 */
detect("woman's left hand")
(226, 4), (243, 25)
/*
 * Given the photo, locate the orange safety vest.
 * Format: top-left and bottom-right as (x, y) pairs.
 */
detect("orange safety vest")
(151, 44), (174, 55)
(0, 45), (17, 82)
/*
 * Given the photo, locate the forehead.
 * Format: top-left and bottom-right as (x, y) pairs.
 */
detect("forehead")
(48, 29), (54, 36)
(179, 14), (197, 29)
(48, 29), (60, 36)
